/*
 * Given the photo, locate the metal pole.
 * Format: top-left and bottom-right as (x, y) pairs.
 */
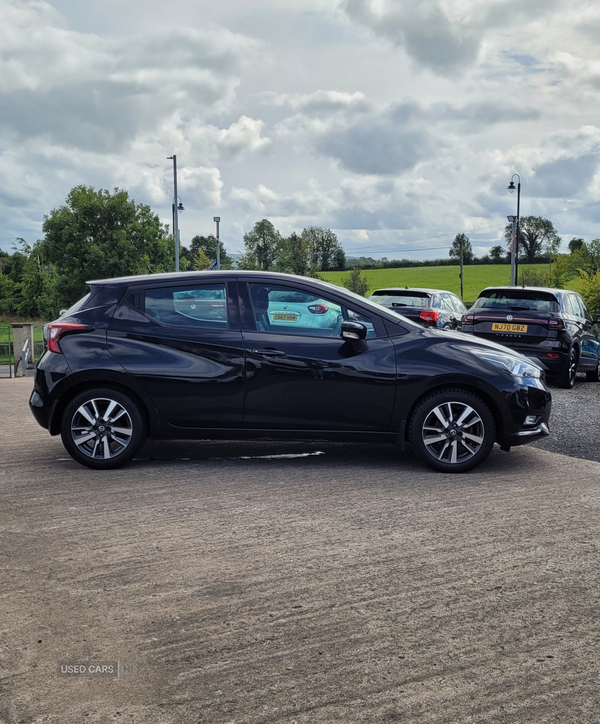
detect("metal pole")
(459, 236), (464, 301)
(214, 217), (221, 270)
(515, 182), (521, 285)
(510, 218), (517, 286)
(168, 155), (179, 272)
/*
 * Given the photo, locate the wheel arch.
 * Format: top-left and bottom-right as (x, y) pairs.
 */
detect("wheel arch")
(49, 378), (152, 437)
(402, 382), (504, 445)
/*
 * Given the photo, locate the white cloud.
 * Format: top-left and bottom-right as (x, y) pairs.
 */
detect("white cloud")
(339, 0), (562, 76)
(2, 0), (600, 260)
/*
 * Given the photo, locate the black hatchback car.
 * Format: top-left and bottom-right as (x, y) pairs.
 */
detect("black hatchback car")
(30, 271), (551, 473)
(461, 286), (600, 388)
(369, 288), (467, 329)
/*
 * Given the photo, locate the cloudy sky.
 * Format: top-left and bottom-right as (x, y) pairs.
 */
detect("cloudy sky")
(1, 0), (600, 260)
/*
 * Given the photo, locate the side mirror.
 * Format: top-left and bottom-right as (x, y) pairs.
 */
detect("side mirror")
(341, 320), (367, 341)
(594, 315), (600, 324)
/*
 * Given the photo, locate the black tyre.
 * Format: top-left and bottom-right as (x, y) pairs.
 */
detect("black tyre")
(586, 357), (600, 382)
(556, 348), (577, 389)
(60, 388), (146, 469)
(408, 389), (496, 473)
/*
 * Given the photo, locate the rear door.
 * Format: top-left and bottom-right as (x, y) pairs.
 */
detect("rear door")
(107, 278), (245, 428)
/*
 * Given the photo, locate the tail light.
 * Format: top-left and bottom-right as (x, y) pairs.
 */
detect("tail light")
(548, 318), (564, 329)
(463, 314), (474, 323)
(308, 304), (329, 314)
(420, 310), (439, 323)
(46, 323), (91, 354)
(547, 353), (560, 358)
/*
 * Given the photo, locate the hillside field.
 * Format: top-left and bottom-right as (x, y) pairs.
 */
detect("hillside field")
(320, 263), (576, 304)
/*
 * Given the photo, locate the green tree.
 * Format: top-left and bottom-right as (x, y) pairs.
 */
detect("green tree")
(242, 219), (282, 271)
(449, 233), (474, 264)
(275, 232), (312, 276)
(192, 249), (211, 270)
(579, 270), (600, 316)
(342, 267), (369, 296)
(301, 227), (346, 271)
(565, 239), (600, 278)
(38, 186), (173, 309)
(504, 216), (561, 263)
(569, 237), (585, 253)
(186, 234), (233, 270)
(0, 239), (59, 318)
(489, 245), (507, 263)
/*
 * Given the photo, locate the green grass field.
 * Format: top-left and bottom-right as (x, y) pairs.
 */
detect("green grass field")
(320, 263), (579, 304)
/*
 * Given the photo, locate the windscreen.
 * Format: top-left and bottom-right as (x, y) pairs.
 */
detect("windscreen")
(370, 291), (431, 308)
(471, 290), (559, 313)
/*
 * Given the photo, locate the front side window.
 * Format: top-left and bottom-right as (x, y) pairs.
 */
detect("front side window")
(249, 284), (342, 337)
(145, 284), (228, 328)
(248, 284), (378, 338)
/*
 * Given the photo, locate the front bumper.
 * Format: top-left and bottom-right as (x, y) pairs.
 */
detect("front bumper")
(500, 382), (552, 448)
(505, 420), (550, 448)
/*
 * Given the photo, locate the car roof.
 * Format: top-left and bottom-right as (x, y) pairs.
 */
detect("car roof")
(477, 286), (565, 296)
(370, 288), (451, 295)
(85, 270), (421, 327)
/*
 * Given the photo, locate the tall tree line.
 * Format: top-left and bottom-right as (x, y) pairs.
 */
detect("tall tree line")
(0, 188), (346, 319)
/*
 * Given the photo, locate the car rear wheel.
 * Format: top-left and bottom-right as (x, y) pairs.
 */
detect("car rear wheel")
(60, 388), (146, 469)
(408, 389), (496, 473)
(556, 348), (578, 389)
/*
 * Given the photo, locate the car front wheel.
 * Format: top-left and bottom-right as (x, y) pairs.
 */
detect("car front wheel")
(60, 388), (146, 469)
(408, 389), (496, 473)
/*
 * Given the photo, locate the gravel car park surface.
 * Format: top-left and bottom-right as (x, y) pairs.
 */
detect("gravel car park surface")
(532, 375), (600, 462)
(2, 376), (600, 723)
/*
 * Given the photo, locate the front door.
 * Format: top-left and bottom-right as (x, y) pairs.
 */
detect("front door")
(240, 281), (397, 431)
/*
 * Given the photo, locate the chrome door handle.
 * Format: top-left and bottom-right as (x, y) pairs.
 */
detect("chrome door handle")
(251, 348), (286, 357)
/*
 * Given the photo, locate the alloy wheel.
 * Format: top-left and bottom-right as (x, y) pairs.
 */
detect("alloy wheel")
(421, 400), (485, 465)
(70, 397), (134, 460)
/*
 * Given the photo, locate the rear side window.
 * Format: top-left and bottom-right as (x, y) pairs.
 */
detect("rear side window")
(59, 293), (91, 317)
(145, 284), (228, 328)
(567, 294), (587, 318)
(472, 290), (559, 313)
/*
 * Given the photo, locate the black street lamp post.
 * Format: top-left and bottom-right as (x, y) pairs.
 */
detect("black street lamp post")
(167, 155), (184, 272)
(507, 174), (521, 286)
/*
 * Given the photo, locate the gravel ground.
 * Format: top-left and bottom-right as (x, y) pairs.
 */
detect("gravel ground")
(3, 377), (600, 724)
(532, 373), (600, 462)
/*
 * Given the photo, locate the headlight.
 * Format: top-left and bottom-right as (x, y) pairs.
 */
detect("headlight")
(468, 348), (542, 379)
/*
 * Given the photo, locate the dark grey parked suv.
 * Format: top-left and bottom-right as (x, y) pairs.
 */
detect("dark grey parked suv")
(461, 286), (600, 388)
